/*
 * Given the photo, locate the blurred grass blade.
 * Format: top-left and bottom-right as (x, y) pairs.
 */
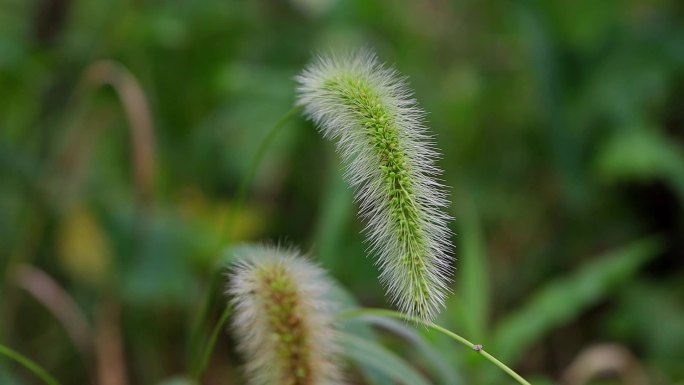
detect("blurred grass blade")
(191, 305), (231, 380)
(80, 60), (156, 204)
(311, 163), (353, 271)
(13, 264), (93, 356)
(341, 334), (433, 385)
(596, 127), (684, 201)
(516, 3), (580, 200)
(332, 282), (393, 385)
(223, 105), (301, 243)
(0, 344), (62, 385)
(456, 205), (490, 340)
(54, 60), (156, 207)
(492, 237), (663, 362)
(355, 314), (463, 385)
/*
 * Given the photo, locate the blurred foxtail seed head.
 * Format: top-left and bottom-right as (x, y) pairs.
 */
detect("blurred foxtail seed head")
(227, 245), (344, 385)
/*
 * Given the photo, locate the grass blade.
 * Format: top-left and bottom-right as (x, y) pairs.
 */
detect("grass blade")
(341, 334), (433, 385)
(0, 344), (62, 385)
(492, 237), (663, 362)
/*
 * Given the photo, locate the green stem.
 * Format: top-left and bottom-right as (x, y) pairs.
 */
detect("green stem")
(0, 344), (62, 385)
(187, 269), (221, 371)
(340, 308), (532, 385)
(188, 105), (301, 380)
(224, 105), (302, 244)
(192, 305), (232, 379)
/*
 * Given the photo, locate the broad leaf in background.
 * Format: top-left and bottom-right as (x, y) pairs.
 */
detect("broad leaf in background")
(331, 282), (393, 385)
(311, 162), (354, 272)
(455, 204), (491, 342)
(341, 334), (433, 385)
(355, 314), (463, 385)
(596, 127), (684, 201)
(492, 237), (663, 362)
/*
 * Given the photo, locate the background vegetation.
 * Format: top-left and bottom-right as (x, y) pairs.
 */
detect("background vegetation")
(1, 0), (683, 384)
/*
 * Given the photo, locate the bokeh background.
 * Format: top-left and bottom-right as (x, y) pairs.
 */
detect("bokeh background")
(1, 0), (684, 384)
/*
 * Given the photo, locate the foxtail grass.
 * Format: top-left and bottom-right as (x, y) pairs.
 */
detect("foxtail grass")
(227, 245), (344, 385)
(297, 50), (453, 322)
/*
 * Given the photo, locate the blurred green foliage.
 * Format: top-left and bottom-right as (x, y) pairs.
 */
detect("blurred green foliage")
(1, 0), (684, 384)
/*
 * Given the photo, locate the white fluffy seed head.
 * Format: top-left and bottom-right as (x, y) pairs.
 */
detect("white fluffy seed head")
(296, 49), (454, 322)
(227, 245), (344, 385)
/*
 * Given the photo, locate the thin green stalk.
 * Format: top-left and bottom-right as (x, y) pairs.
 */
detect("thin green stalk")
(223, 106), (302, 243)
(188, 106), (301, 379)
(187, 269), (221, 369)
(340, 308), (532, 385)
(193, 305), (231, 379)
(0, 344), (62, 385)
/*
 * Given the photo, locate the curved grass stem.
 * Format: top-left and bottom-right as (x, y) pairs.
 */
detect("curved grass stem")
(223, 105), (303, 243)
(340, 308), (532, 385)
(0, 344), (62, 385)
(188, 106), (301, 380)
(192, 305), (231, 379)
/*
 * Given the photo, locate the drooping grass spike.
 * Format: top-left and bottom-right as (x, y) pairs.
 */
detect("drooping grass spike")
(227, 245), (344, 385)
(296, 49), (454, 322)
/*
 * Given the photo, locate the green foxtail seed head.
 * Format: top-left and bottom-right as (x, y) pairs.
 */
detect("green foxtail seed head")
(227, 245), (344, 385)
(296, 49), (454, 322)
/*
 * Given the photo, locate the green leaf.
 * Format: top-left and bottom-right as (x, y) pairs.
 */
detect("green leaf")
(332, 283), (393, 385)
(492, 237), (663, 362)
(355, 314), (463, 385)
(456, 205), (490, 341)
(0, 344), (61, 385)
(311, 163), (354, 271)
(341, 334), (433, 385)
(596, 127), (684, 200)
